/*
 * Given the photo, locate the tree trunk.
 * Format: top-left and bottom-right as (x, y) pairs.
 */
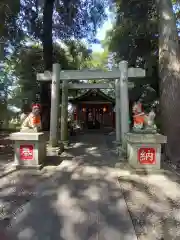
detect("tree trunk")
(43, 0), (54, 71)
(40, 0), (55, 130)
(156, 0), (180, 164)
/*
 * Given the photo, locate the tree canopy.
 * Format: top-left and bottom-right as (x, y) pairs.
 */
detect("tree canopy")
(7, 40), (92, 108)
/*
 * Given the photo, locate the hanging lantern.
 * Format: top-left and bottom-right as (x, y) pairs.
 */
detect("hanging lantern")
(103, 107), (107, 112)
(82, 108), (86, 112)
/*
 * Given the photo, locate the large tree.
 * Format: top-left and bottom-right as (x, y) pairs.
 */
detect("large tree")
(40, 0), (108, 70)
(156, 0), (180, 163)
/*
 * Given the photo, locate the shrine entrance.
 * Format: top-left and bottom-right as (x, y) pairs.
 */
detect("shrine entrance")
(69, 89), (115, 130)
(86, 107), (102, 130)
(37, 61), (145, 147)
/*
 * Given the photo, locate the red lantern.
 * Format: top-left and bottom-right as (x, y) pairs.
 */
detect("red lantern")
(82, 108), (86, 112)
(103, 107), (107, 112)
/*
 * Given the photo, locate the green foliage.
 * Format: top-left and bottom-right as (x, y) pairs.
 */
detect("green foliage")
(106, 0), (160, 103)
(55, 40), (91, 70)
(0, 0), (21, 41)
(77, 50), (116, 98)
(0, 62), (16, 123)
(108, 0), (157, 67)
(0, 0), (109, 67)
(86, 50), (109, 70)
(108, 0), (180, 70)
(9, 44), (42, 107)
(18, 0), (108, 43)
(8, 40), (92, 107)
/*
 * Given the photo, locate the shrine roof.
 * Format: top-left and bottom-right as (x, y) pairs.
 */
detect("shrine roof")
(69, 89), (115, 104)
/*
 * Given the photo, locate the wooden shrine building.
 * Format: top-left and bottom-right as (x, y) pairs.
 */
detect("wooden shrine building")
(69, 89), (115, 129)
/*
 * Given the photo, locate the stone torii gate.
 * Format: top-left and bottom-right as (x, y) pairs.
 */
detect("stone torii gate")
(37, 61), (145, 147)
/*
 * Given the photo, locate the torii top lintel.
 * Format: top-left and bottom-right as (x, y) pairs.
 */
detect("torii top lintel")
(37, 67), (145, 81)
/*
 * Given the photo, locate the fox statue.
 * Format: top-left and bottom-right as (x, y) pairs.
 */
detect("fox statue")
(132, 101), (156, 132)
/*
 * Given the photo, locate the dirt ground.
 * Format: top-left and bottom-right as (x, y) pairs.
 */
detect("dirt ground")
(119, 167), (180, 240)
(0, 169), (57, 230)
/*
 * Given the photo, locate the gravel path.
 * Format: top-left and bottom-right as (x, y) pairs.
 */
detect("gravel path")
(0, 131), (117, 233)
(0, 170), (55, 226)
(0, 131), (69, 232)
(119, 171), (180, 240)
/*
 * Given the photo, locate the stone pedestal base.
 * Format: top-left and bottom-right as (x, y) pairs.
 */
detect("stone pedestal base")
(10, 132), (46, 169)
(126, 133), (167, 170)
(47, 142), (64, 156)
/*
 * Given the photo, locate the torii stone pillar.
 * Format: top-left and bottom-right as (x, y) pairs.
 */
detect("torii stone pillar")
(119, 61), (130, 145)
(60, 79), (68, 145)
(115, 79), (121, 143)
(49, 63), (60, 147)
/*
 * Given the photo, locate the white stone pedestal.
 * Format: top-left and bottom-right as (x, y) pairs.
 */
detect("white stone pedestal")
(126, 133), (167, 170)
(10, 132), (46, 169)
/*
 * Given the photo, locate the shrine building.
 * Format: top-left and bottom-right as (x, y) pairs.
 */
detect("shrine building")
(69, 89), (115, 129)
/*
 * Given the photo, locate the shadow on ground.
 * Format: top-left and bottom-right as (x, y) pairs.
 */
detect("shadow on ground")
(58, 131), (120, 169)
(0, 166), (66, 239)
(44, 156), (63, 167)
(5, 161), (136, 240)
(119, 171), (180, 240)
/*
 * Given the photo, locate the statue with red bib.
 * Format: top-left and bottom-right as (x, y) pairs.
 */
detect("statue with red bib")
(20, 103), (42, 132)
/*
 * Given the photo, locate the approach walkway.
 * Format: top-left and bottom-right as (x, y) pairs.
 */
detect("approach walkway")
(6, 132), (137, 240)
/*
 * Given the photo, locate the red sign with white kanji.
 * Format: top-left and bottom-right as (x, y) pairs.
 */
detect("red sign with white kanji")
(20, 145), (34, 160)
(138, 148), (156, 164)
